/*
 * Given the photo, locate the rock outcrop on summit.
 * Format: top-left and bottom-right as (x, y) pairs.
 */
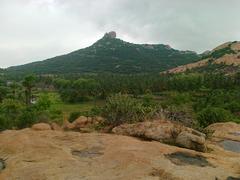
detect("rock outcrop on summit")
(104, 31), (117, 38)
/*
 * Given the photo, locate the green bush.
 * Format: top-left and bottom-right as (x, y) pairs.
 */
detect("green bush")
(168, 92), (192, 106)
(0, 95), (55, 130)
(224, 101), (240, 113)
(197, 107), (232, 127)
(0, 99), (23, 129)
(0, 115), (8, 131)
(68, 111), (81, 123)
(102, 94), (157, 127)
(35, 94), (52, 111)
(17, 107), (38, 129)
(49, 109), (62, 122)
(141, 94), (157, 107)
(90, 106), (102, 116)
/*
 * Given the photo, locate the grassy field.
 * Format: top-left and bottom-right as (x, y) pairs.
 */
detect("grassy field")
(52, 101), (104, 116)
(42, 92), (105, 119)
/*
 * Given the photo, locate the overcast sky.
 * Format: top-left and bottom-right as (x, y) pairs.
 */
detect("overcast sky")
(0, 0), (240, 68)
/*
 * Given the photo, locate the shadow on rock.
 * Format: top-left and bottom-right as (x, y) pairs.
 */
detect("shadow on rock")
(0, 158), (6, 171)
(165, 152), (212, 167)
(219, 140), (240, 153)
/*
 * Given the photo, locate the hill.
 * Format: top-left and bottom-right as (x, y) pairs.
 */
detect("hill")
(166, 41), (240, 74)
(6, 32), (200, 75)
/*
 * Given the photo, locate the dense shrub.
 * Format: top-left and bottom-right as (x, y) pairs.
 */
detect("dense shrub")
(163, 92), (192, 106)
(36, 94), (52, 111)
(17, 107), (38, 128)
(0, 94), (54, 130)
(224, 101), (240, 113)
(0, 116), (7, 131)
(197, 107), (232, 127)
(102, 94), (157, 127)
(0, 99), (23, 129)
(163, 105), (196, 128)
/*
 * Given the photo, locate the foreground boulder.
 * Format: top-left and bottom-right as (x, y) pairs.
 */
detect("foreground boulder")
(206, 122), (240, 153)
(112, 120), (183, 143)
(0, 129), (239, 180)
(176, 132), (206, 152)
(112, 120), (206, 152)
(72, 116), (89, 128)
(50, 122), (62, 131)
(31, 123), (51, 131)
(206, 122), (240, 142)
(63, 116), (104, 132)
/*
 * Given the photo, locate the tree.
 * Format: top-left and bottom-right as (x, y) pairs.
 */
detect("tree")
(22, 75), (36, 105)
(0, 86), (8, 103)
(8, 82), (22, 100)
(0, 99), (23, 130)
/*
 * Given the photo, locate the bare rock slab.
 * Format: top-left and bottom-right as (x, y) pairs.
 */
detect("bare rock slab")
(0, 129), (239, 179)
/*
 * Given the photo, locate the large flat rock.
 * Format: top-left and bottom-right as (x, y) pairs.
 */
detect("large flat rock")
(0, 129), (239, 180)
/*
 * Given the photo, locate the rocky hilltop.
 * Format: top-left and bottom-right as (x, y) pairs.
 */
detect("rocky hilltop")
(0, 119), (240, 180)
(166, 41), (240, 74)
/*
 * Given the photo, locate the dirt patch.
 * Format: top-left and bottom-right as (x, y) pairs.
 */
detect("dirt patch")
(165, 152), (211, 167)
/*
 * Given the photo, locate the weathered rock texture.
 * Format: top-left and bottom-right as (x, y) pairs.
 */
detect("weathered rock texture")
(112, 120), (206, 152)
(206, 122), (240, 154)
(0, 128), (239, 180)
(206, 122), (240, 142)
(62, 116), (104, 132)
(176, 131), (206, 152)
(31, 123), (51, 131)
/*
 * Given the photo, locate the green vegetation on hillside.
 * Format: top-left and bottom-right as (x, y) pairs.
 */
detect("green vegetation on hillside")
(201, 42), (237, 60)
(6, 35), (199, 75)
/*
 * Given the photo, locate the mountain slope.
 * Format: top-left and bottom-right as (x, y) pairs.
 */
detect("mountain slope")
(6, 32), (200, 75)
(166, 41), (240, 74)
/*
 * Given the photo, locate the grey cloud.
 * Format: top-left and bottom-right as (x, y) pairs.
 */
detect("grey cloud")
(0, 0), (240, 67)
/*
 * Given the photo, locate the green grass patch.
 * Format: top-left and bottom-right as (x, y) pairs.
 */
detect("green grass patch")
(39, 91), (105, 119)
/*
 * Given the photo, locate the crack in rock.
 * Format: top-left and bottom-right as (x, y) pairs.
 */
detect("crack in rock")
(72, 147), (104, 158)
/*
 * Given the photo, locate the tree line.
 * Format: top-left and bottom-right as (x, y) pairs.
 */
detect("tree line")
(52, 72), (240, 102)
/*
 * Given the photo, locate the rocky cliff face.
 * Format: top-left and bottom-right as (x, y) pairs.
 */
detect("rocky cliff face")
(0, 121), (240, 180)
